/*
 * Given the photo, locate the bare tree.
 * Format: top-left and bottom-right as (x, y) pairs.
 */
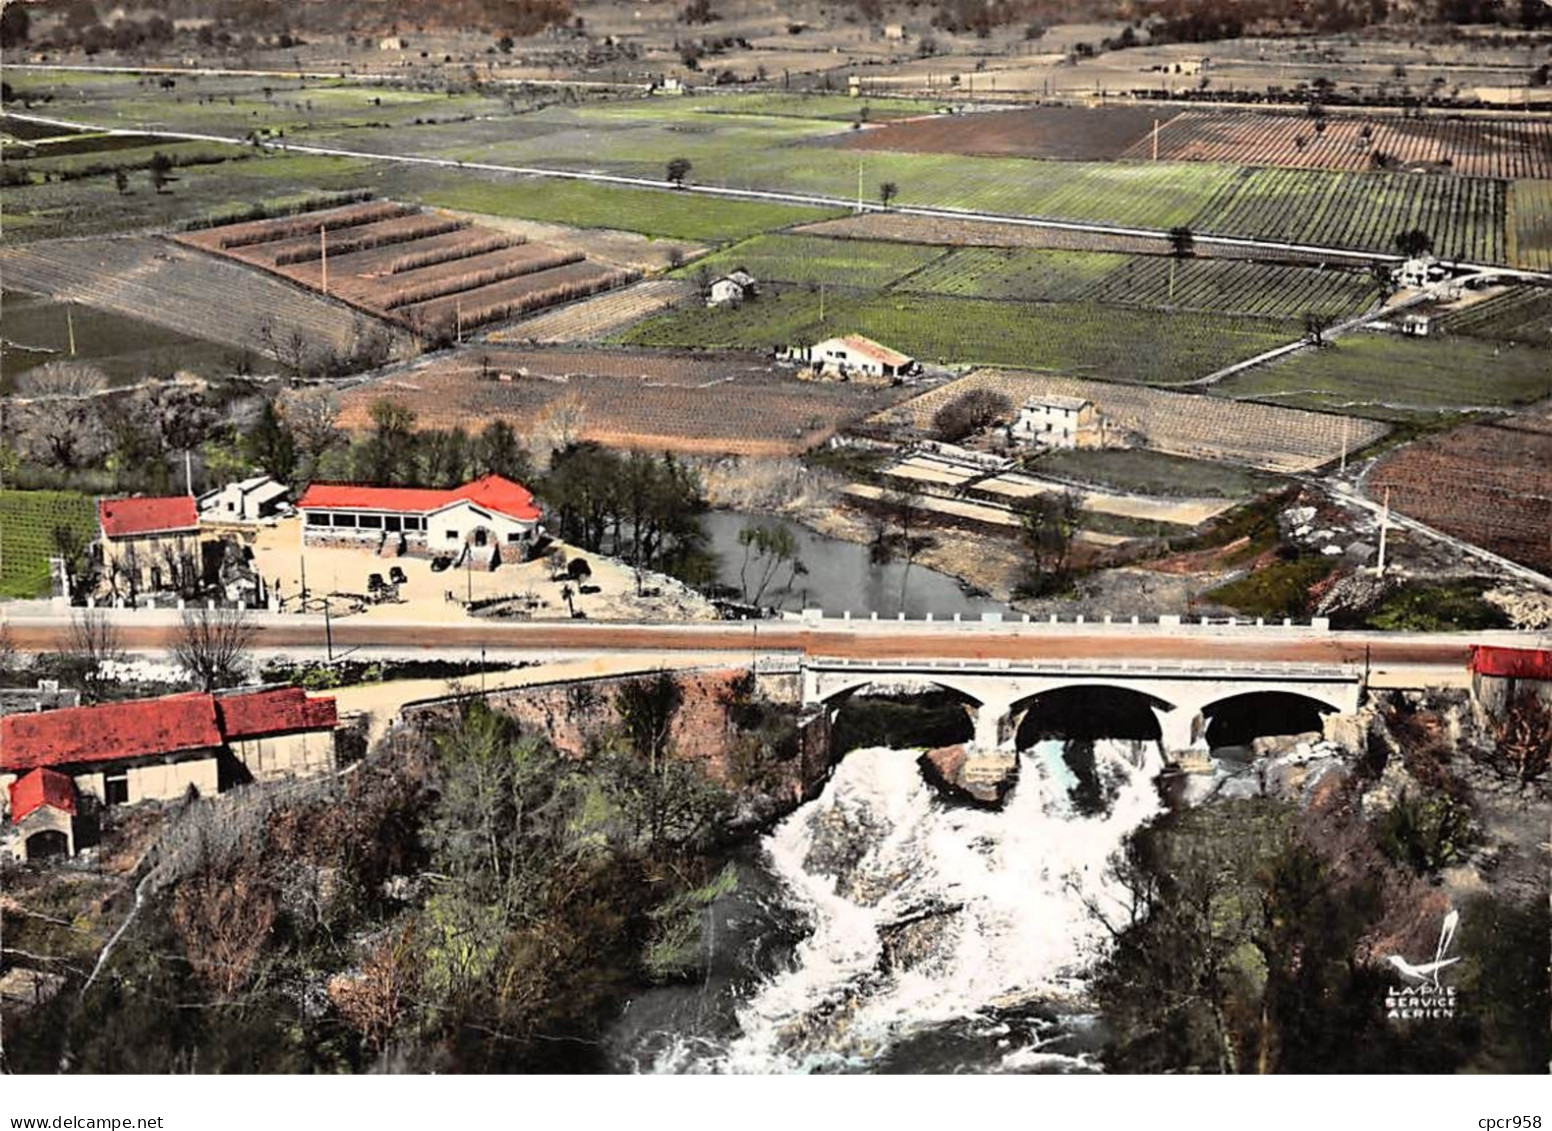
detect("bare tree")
(0, 618), (17, 681)
(66, 610), (124, 702)
(173, 605), (257, 691)
(16, 362), (109, 470)
(277, 386), (341, 473)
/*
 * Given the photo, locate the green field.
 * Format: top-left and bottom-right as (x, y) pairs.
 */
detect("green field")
(898, 247), (1128, 302)
(1029, 448), (1275, 498)
(0, 289), (269, 390)
(1212, 333), (1552, 420)
(1193, 166), (1506, 263)
(1436, 287), (1552, 343)
(684, 233), (946, 289)
(0, 489), (97, 598)
(1509, 179), (1552, 271)
(620, 290), (1300, 383)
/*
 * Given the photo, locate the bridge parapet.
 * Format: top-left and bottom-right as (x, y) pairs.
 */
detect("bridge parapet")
(789, 609), (1332, 632)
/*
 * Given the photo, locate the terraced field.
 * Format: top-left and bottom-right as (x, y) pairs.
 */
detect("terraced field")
(178, 200), (638, 337)
(1191, 167), (1506, 263)
(1370, 405), (1552, 572)
(870, 369), (1389, 473)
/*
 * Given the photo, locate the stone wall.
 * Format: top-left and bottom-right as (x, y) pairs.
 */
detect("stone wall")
(405, 667), (833, 804)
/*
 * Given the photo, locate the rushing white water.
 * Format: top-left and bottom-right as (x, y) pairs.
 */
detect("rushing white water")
(655, 738), (1164, 1074)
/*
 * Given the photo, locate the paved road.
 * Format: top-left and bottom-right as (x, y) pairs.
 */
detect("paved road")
(2, 615), (1510, 672)
(9, 108), (1551, 284)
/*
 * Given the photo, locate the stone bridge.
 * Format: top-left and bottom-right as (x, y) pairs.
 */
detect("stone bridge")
(800, 655), (1364, 759)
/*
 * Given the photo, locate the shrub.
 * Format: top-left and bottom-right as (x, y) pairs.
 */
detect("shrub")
(930, 388), (1011, 442)
(1377, 791), (1475, 874)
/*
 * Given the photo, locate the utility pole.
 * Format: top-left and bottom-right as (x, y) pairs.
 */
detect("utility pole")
(323, 595), (334, 662)
(185, 450), (194, 497)
(819, 282), (825, 323)
(319, 225), (328, 296)
(1152, 118), (1160, 161)
(1376, 486), (1391, 577)
(1340, 415), (1350, 475)
(66, 305), (77, 357)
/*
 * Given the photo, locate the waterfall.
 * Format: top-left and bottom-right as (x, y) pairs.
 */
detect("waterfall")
(648, 738), (1164, 1074)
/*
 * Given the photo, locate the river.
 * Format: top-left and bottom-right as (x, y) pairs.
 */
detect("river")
(700, 510), (1009, 620)
(606, 738), (1164, 1074)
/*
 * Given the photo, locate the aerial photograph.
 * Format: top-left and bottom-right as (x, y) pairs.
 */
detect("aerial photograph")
(0, 0), (1548, 1102)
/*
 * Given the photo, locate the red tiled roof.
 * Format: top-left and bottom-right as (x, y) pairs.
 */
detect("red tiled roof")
(1, 686), (340, 774)
(216, 688), (338, 739)
(98, 495), (199, 539)
(9, 768), (77, 823)
(296, 474), (540, 522)
(1470, 645), (1552, 681)
(833, 335), (913, 368)
(0, 692), (221, 773)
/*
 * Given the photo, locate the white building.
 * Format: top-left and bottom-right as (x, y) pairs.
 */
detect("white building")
(1011, 395), (1100, 449)
(707, 270), (757, 307)
(296, 474), (543, 564)
(796, 335), (917, 380)
(1396, 255), (1447, 290)
(198, 474), (291, 524)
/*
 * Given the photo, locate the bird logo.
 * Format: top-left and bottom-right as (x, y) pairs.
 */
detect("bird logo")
(1385, 909), (1460, 989)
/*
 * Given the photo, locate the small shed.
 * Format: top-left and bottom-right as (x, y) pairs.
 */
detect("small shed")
(707, 270), (757, 307)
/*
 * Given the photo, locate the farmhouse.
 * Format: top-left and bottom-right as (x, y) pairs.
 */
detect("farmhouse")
(1011, 395), (1101, 449)
(707, 270), (757, 307)
(1396, 255), (1448, 290)
(96, 495), (200, 595)
(796, 335), (918, 381)
(297, 474), (543, 564)
(0, 687), (339, 863)
(198, 474), (291, 524)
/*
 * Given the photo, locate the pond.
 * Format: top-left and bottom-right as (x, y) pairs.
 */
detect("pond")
(701, 510), (1010, 620)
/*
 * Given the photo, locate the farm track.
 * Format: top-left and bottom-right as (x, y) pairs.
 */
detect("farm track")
(11, 111), (1551, 283)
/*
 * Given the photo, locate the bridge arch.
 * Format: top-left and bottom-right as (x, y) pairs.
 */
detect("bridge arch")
(818, 677), (983, 758)
(1198, 688), (1340, 749)
(1008, 683), (1177, 749)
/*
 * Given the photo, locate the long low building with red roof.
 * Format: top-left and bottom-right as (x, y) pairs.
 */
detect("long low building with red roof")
(296, 473), (543, 563)
(1, 686), (339, 863)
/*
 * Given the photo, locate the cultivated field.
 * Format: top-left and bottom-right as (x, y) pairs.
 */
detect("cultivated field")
(1119, 111), (1552, 179)
(335, 347), (912, 456)
(0, 489), (96, 599)
(839, 106), (1165, 161)
(898, 248), (1379, 319)
(870, 369), (1389, 473)
(490, 280), (697, 344)
(1194, 167), (1507, 263)
(684, 234), (946, 291)
(1434, 287), (1552, 342)
(0, 235), (398, 360)
(1213, 333), (1552, 421)
(621, 290), (1300, 384)
(177, 201), (639, 337)
(1508, 180), (1552, 271)
(1370, 404), (1552, 573)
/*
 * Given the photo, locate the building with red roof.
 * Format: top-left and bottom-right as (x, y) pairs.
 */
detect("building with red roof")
(1469, 645), (1552, 718)
(795, 334), (917, 381)
(6, 769), (77, 861)
(297, 473), (542, 564)
(96, 494), (201, 596)
(2, 686), (340, 863)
